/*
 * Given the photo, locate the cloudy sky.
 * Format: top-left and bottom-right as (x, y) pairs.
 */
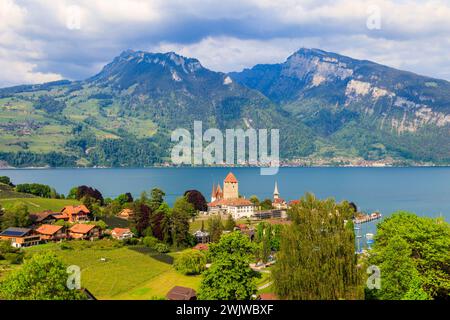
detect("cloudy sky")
(1, 0), (450, 87)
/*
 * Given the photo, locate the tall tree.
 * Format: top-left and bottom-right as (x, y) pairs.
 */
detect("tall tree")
(272, 193), (363, 300)
(207, 215), (224, 243)
(149, 188), (165, 211)
(170, 197), (193, 247)
(224, 214), (236, 231)
(198, 232), (259, 300)
(130, 201), (152, 237)
(184, 190), (208, 212)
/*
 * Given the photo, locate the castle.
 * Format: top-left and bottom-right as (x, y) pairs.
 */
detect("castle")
(208, 172), (255, 219)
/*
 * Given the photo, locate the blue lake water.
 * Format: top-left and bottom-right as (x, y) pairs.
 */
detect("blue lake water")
(1, 167), (449, 218)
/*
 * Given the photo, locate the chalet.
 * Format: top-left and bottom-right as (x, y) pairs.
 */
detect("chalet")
(60, 205), (91, 223)
(29, 210), (57, 225)
(111, 228), (133, 240)
(69, 224), (100, 240)
(117, 208), (134, 220)
(0, 227), (41, 248)
(166, 286), (197, 300)
(36, 224), (65, 241)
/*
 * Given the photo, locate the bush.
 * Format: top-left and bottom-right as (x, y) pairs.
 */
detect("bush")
(4, 252), (23, 264)
(143, 236), (159, 249)
(60, 243), (73, 250)
(154, 243), (170, 254)
(124, 238), (139, 245)
(174, 250), (207, 275)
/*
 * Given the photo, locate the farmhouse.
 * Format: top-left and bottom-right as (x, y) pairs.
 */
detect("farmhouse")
(29, 210), (57, 225)
(36, 224), (65, 241)
(117, 208), (134, 220)
(111, 228), (133, 240)
(0, 227), (41, 248)
(69, 224), (100, 240)
(60, 205), (91, 223)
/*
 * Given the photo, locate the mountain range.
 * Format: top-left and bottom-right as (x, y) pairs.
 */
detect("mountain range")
(0, 48), (449, 167)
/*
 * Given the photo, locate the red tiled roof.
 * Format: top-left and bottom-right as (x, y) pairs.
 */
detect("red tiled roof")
(36, 224), (63, 235)
(112, 228), (132, 237)
(273, 198), (286, 204)
(288, 200), (300, 206)
(62, 205), (90, 215)
(193, 243), (209, 251)
(259, 293), (278, 300)
(224, 172), (238, 183)
(69, 224), (96, 234)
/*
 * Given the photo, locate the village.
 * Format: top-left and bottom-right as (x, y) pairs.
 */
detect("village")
(0, 172), (383, 300)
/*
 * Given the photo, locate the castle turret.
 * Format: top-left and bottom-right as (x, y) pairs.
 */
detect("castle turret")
(223, 172), (238, 199)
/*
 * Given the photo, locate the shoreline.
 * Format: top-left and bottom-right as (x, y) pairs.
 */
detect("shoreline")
(2, 164), (450, 170)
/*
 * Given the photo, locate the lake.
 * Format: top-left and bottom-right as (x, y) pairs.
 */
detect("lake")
(1, 167), (449, 219)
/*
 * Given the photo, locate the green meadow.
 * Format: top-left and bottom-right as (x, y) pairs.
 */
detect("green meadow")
(25, 241), (202, 300)
(0, 197), (81, 213)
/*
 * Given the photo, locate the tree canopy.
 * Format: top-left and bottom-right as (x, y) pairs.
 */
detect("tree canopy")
(0, 252), (85, 300)
(198, 231), (259, 300)
(272, 193), (363, 300)
(368, 211), (450, 300)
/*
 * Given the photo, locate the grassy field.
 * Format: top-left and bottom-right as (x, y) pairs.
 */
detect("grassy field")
(0, 197), (81, 213)
(25, 241), (202, 300)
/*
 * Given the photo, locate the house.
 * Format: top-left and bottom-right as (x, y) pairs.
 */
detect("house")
(0, 227), (41, 248)
(60, 205), (90, 223)
(117, 208), (134, 220)
(111, 228), (133, 240)
(69, 224), (100, 240)
(166, 286), (197, 300)
(29, 210), (57, 225)
(36, 224), (65, 241)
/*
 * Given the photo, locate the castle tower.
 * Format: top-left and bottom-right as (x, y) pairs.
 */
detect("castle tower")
(273, 182), (280, 200)
(223, 172), (238, 200)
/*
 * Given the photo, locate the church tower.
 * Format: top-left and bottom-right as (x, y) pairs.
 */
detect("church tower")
(223, 172), (239, 199)
(273, 182), (280, 200)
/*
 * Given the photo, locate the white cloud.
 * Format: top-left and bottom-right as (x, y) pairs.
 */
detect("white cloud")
(1, 0), (450, 86)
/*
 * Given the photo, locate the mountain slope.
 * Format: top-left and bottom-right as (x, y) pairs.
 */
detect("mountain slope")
(0, 50), (315, 167)
(230, 48), (450, 163)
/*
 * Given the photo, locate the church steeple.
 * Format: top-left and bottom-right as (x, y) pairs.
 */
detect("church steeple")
(273, 182), (280, 199)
